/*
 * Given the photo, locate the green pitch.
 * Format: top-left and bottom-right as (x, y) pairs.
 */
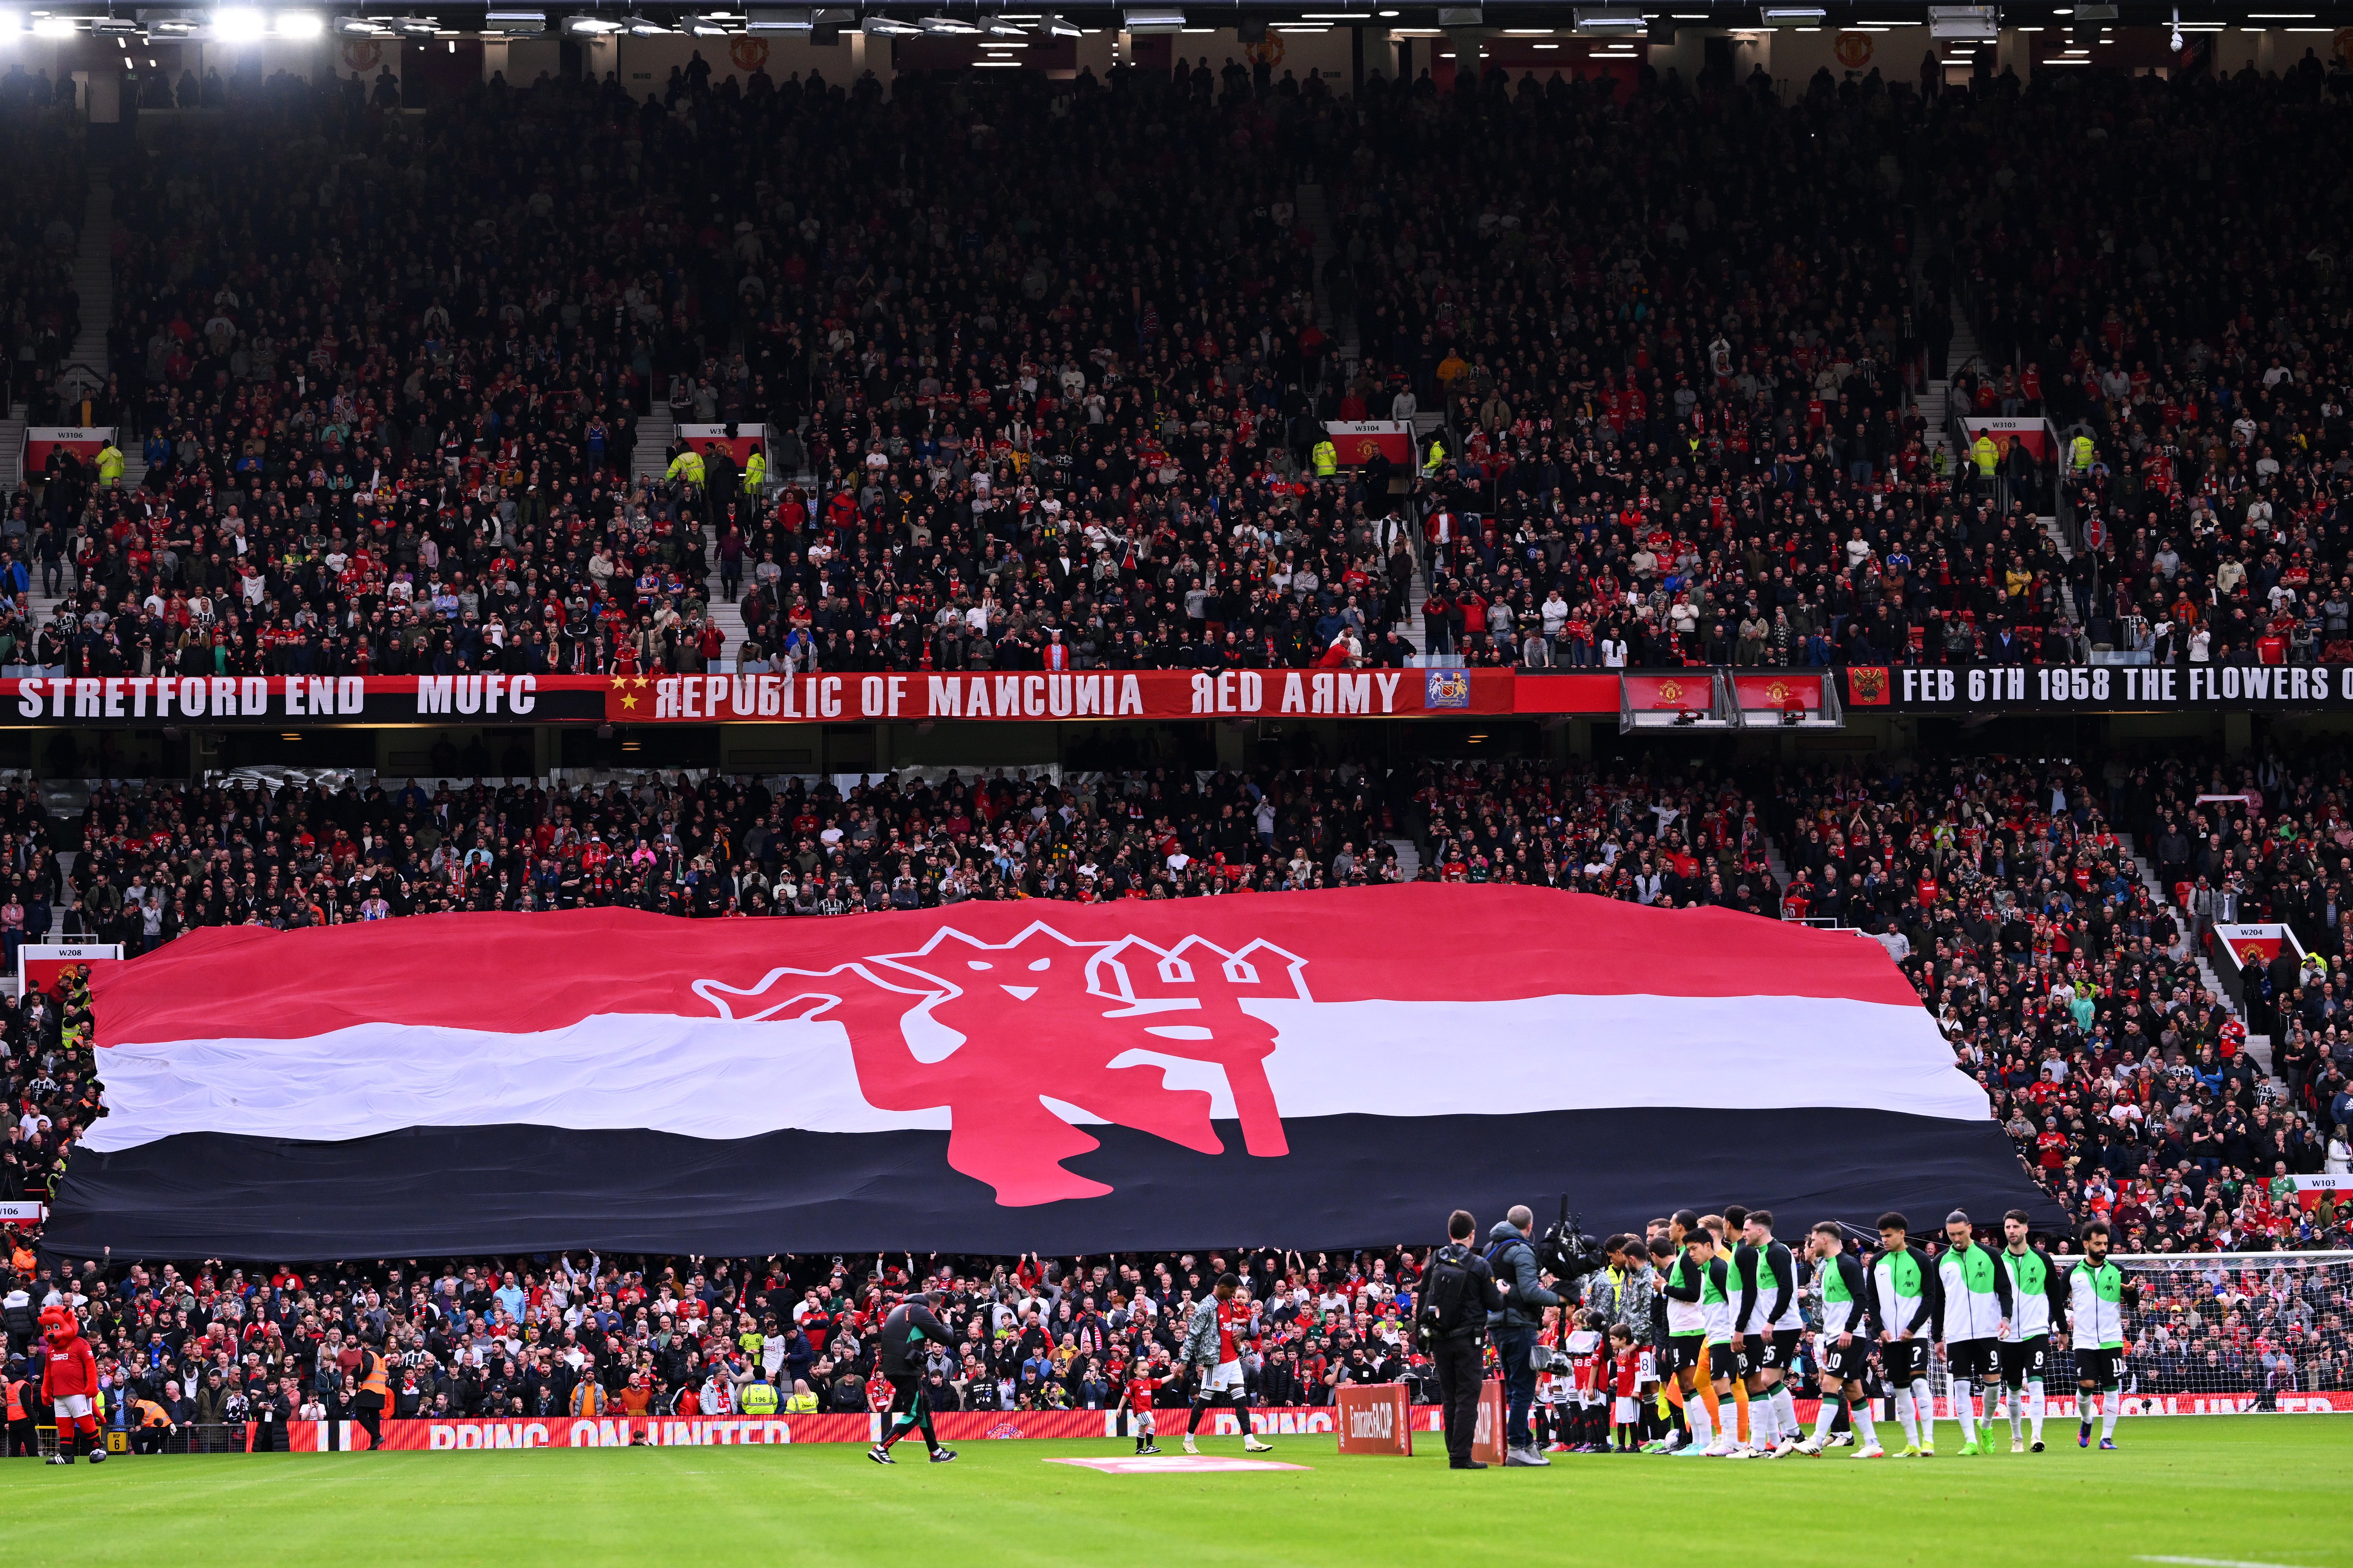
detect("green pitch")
(8, 1417), (2345, 1567)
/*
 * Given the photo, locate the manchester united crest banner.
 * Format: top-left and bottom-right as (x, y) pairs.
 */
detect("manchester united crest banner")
(1322, 420), (1414, 466)
(47, 887), (2054, 1260)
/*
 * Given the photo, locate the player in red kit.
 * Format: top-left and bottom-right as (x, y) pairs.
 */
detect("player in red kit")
(1179, 1274), (1273, 1454)
(1114, 1350), (1165, 1455)
(38, 1306), (104, 1466)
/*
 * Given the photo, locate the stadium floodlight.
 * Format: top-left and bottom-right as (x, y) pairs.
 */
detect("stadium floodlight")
(210, 6), (266, 38)
(1573, 9), (1647, 33)
(980, 14), (1024, 33)
(483, 7), (548, 31)
(273, 9), (321, 33)
(623, 13), (670, 30)
(91, 15), (143, 35)
(747, 5), (812, 29)
(1760, 6), (1827, 22)
(919, 12), (979, 30)
(1121, 8), (1182, 32)
(332, 15), (392, 34)
(1927, 4), (1996, 39)
(861, 14), (917, 32)
(380, 14), (440, 35)
(1043, 12), (1078, 33)
(560, 13), (622, 33)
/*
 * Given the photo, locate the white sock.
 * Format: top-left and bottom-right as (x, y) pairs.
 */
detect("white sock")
(2078, 1389), (2095, 1426)
(1751, 1393), (1776, 1446)
(1686, 1393), (1713, 1449)
(1894, 1388), (1919, 1447)
(1911, 1379), (1935, 1447)
(1953, 1379), (1975, 1444)
(1854, 1399), (1877, 1449)
(1772, 1388), (1799, 1445)
(2006, 1385), (2023, 1440)
(1813, 1394), (1838, 1444)
(2028, 1384), (2045, 1441)
(2101, 1389), (2120, 1439)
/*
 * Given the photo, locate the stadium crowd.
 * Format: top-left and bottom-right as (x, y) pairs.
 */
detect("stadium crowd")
(2, 744), (2350, 1245)
(3, 34), (2353, 1453)
(4, 57), (2347, 681)
(7, 1175), (2350, 1449)
(1, 740), (2350, 1441)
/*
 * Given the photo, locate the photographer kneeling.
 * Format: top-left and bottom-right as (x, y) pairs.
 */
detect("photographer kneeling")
(1417, 1209), (1508, 1469)
(1487, 1204), (1564, 1467)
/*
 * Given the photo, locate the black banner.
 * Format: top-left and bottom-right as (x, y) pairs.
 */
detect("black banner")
(1849, 663), (2353, 716)
(2, 675), (605, 726)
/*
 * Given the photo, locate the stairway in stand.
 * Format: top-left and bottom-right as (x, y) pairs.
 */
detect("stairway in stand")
(701, 554), (749, 672)
(20, 169), (121, 636)
(1295, 182), (1360, 374)
(631, 404), (677, 487)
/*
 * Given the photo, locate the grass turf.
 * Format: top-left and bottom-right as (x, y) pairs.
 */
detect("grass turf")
(7, 1416), (2345, 1566)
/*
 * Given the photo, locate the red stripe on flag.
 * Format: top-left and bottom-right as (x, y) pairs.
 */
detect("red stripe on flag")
(91, 887), (1918, 1047)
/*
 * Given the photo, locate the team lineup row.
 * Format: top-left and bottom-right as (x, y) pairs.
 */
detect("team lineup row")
(1644, 1208), (2135, 1462)
(1396, 1205), (2136, 1470)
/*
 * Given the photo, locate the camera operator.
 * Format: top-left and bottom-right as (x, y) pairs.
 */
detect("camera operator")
(1417, 1209), (1508, 1470)
(1486, 1204), (1564, 1467)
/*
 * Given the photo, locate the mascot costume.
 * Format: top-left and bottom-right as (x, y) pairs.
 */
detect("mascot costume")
(39, 1306), (103, 1465)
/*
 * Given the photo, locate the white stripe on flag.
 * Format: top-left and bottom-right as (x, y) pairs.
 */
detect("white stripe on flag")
(85, 994), (1980, 1152)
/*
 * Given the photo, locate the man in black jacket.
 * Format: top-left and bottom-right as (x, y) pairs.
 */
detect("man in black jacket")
(868, 1290), (957, 1466)
(1424, 1209), (1508, 1469)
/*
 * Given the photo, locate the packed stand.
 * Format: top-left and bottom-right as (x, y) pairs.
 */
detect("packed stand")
(12, 1222), (2353, 1453)
(31, 59), (2353, 680)
(0, 80), (89, 665)
(1945, 59), (2353, 669)
(20, 1243), (1440, 1443)
(6, 752), (2351, 1243)
(0, 751), (2346, 1447)
(1312, 58), (2082, 671)
(1765, 751), (2353, 1255)
(44, 59), (1435, 683)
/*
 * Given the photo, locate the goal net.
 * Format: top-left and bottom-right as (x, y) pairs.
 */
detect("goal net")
(1911, 1251), (2353, 1417)
(2102, 1251), (2353, 1414)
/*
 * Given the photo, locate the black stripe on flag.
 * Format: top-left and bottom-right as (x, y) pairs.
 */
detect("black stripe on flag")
(45, 1109), (2060, 1260)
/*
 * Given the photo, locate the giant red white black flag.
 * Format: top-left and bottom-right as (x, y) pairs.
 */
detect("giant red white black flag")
(47, 886), (2056, 1260)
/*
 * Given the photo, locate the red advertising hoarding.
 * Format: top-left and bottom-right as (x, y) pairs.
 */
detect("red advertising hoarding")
(1334, 1384), (1413, 1456)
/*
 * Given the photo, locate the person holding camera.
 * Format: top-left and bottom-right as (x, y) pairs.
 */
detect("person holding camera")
(1487, 1205), (1565, 1467)
(1417, 1209), (1508, 1470)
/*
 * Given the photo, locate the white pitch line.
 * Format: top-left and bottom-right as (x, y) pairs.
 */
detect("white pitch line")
(2137, 1555), (2326, 1568)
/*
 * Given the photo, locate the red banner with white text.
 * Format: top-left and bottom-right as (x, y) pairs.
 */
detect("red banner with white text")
(0, 669), (1604, 726)
(290, 1403), (1434, 1452)
(263, 1390), (2353, 1452)
(1323, 421), (1414, 467)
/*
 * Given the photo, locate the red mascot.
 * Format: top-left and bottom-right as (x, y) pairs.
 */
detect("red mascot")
(38, 1306), (103, 1465)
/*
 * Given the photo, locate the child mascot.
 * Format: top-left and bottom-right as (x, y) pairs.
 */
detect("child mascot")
(39, 1306), (102, 1465)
